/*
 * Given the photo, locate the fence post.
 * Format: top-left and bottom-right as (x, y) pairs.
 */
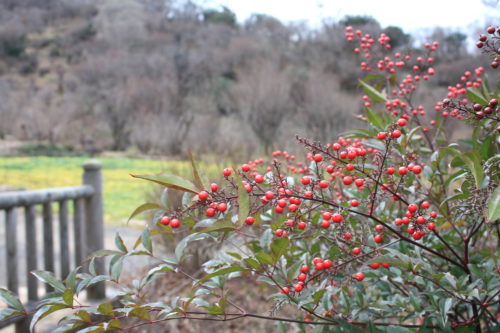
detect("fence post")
(83, 160), (105, 300)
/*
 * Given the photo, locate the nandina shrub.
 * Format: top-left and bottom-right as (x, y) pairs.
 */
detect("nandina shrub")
(2, 26), (499, 333)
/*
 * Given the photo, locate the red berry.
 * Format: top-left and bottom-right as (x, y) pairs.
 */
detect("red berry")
(241, 164), (250, 172)
(210, 183), (218, 192)
(198, 190), (209, 200)
(323, 259), (333, 268)
(381, 263), (390, 268)
(206, 208), (216, 217)
(355, 178), (364, 187)
(352, 247), (361, 255)
(350, 199), (359, 207)
(332, 213), (344, 223)
(301, 176), (311, 185)
(398, 167), (408, 175)
(322, 211), (332, 220)
(321, 220), (331, 228)
(387, 167), (395, 175)
(245, 216), (255, 225)
(223, 168), (232, 177)
(375, 224), (383, 232)
(347, 150), (357, 160)
(427, 223), (436, 230)
(297, 221), (307, 229)
(304, 191), (313, 198)
(412, 165), (422, 174)
(217, 203), (227, 212)
(315, 262), (324, 270)
(265, 191), (275, 200)
(300, 265), (309, 273)
(170, 218), (181, 228)
(319, 180), (329, 188)
(430, 211), (438, 218)
(254, 174), (264, 183)
(312, 257), (323, 265)
(298, 273), (307, 281)
(294, 284), (304, 292)
(397, 118), (407, 127)
(377, 132), (387, 140)
(421, 201), (430, 209)
(354, 272), (365, 281)
(281, 287), (290, 294)
(374, 234), (383, 243)
(343, 176), (353, 185)
(275, 229), (284, 237)
(160, 216), (170, 225)
(408, 204), (418, 213)
(370, 262), (380, 269)
(277, 199), (287, 208)
(487, 26), (496, 34)
(344, 232), (352, 240)
(416, 216), (426, 224)
(391, 129), (402, 138)
(313, 154), (323, 162)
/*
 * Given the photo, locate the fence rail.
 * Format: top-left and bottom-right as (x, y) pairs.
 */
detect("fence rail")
(0, 160), (105, 333)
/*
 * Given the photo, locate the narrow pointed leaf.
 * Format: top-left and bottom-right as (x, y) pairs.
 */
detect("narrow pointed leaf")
(130, 174), (198, 194)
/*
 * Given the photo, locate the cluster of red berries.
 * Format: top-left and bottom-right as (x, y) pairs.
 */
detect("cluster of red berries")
(281, 258), (334, 294)
(476, 26), (500, 68)
(393, 201), (438, 240)
(159, 216), (181, 228)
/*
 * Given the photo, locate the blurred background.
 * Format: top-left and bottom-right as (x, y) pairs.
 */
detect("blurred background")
(0, 0), (498, 222)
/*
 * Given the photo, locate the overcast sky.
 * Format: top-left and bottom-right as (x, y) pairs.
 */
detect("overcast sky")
(207, 0), (499, 35)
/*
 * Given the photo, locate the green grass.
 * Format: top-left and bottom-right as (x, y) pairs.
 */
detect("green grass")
(0, 157), (222, 224)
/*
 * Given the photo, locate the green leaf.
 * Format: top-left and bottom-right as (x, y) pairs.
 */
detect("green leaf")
(130, 174), (198, 194)
(97, 303), (114, 316)
(111, 259), (123, 281)
(32, 271), (66, 292)
(244, 258), (261, 270)
(336, 317), (365, 333)
(359, 79), (386, 103)
(141, 228), (153, 253)
(467, 88), (488, 105)
(255, 252), (274, 265)
(233, 170), (250, 227)
(65, 267), (80, 290)
(189, 151), (207, 190)
(443, 272), (457, 289)
(0, 288), (24, 311)
(127, 203), (162, 222)
(401, 126), (423, 147)
(30, 304), (68, 332)
(365, 107), (385, 129)
(143, 264), (174, 285)
(62, 289), (74, 306)
(270, 237), (289, 262)
(87, 249), (122, 259)
(487, 187), (500, 222)
(197, 266), (247, 284)
(439, 148), (484, 188)
(0, 308), (23, 321)
(175, 234), (208, 262)
(115, 233), (127, 253)
(129, 307), (151, 321)
(196, 219), (236, 233)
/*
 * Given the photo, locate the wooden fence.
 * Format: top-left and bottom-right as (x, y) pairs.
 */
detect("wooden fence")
(0, 160), (105, 332)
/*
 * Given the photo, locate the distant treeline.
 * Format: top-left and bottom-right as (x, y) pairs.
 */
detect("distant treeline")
(0, 0), (489, 158)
